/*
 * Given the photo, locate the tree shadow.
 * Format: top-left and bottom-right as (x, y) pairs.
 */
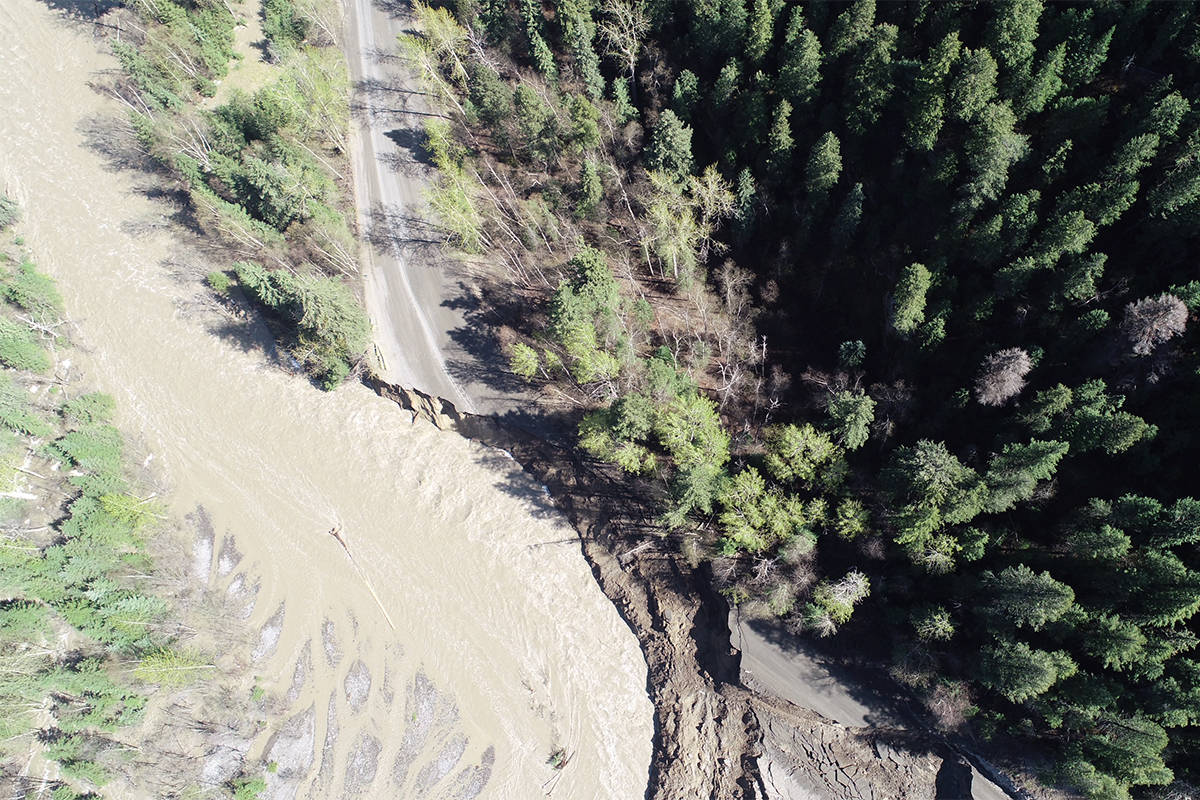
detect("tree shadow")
(692, 562), (743, 685)
(204, 316), (280, 360)
(377, 151), (429, 178)
(352, 77), (408, 123)
(249, 37), (273, 64)
(384, 127), (435, 169)
(472, 445), (565, 521)
(933, 754), (974, 800)
(442, 281), (532, 399)
(77, 113), (154, 174)
(74, 112), (212, 239)
(33, 0), (120, 22)
(365, 203), (443, 256)
(357, 76), (421, 98)
(372, 0), (413, 19)
(468, 407), (664, 531)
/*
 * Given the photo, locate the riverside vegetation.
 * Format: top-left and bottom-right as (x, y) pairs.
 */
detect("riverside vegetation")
(111, 0), (369, 388)
(0, 200), (271, 798)
(397, 1), (1200, 798)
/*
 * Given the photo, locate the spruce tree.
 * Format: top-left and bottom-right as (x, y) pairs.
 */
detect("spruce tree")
(825, 0), (875, 60)
(745, 0), (774, 65)
(778, 28), (822, 106)
(949, 48), (998, 122)
(804, 131), (842, 197)
(646, 109), (694, 179)
(845, 23), (898, 134)
(891, 262), (931, 335)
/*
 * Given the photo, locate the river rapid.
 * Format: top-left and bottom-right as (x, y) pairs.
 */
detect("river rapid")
(0, 3), (653, 798)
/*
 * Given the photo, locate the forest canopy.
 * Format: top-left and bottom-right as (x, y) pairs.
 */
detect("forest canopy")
(410, 0), (1200, 796)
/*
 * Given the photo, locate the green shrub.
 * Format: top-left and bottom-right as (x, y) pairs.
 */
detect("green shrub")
(234, 261), (368, 388)
(509, 342), (540, 379)
(232, 777), (267, 800)
(0, 317), (50, 372)
(63, 392), (116, 425)
(45, 424), (124, 488)
(0, 195), (19, 230)
(206, 270), (232, 293)
(3, 260), (63, 323)
(263, 0), (312, 52)
(50, 785), (92, 800)
(575, 159), (603, 218)
(0, 374), (52, 437)
(99, 493), (162, 530)
(0, 599), (50, 642)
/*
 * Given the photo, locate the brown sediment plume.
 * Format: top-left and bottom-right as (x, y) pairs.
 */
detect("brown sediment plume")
(0, 4), (655, 795)
(364, 373), (766, 799)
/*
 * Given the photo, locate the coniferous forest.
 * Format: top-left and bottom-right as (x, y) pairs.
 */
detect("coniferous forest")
(396, 0), (1200, 797)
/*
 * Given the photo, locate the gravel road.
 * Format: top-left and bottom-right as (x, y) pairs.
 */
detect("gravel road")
(345, 0), (512, 415)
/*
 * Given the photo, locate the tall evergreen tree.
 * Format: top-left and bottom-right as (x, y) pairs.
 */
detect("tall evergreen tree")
(825, 0), (875, 60)
(745, 0), (774, 65)
(778, 27), (822, 106)
(804, 131), (842, 197)
(985, 0), (1043, 96)
(845, 23), (898, 134)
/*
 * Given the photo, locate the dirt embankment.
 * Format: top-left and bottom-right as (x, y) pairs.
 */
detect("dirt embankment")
(366, 376), (1002, 800)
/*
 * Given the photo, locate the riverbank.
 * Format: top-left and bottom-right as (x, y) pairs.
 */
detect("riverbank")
(365, 377), (1031, 800)
(1, 3), (655, 796)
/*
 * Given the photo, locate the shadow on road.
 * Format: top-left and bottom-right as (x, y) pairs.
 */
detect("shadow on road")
(365, 203), (444, 255)
(442, 281), (533, 399)
(382, 127), (436, 176)
(373, 0), (414, 19)
(934, 755), (974, 799)
(743, 615), (914, 730)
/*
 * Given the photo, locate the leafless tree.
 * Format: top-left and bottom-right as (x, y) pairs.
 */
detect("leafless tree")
(710, 556), (739, 589)
(926, 681), (974, 731)
(599, 0), (648, 103)
(1122, 292), (1188, 355)
(750, 556), (779, 588)
(974, 347), (1032, 406)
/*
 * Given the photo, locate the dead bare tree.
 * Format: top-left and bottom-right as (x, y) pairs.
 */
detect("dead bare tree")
(1122, 292), (1188, 355)
(974, 347), (1032, 406)
(599, 0), (648, 104)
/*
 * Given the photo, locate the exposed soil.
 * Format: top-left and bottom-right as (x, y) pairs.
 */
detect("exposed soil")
(366, 376), (1035, 800)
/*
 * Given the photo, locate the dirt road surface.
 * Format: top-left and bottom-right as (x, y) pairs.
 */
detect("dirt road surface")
(731, 613), (1016, 800)
(346, 0), (518, 416)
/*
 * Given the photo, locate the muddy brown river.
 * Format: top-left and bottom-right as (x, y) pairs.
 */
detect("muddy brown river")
(0, 3), (653, 797)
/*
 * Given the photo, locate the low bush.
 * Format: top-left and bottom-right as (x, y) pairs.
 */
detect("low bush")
(62, 392), (116, 425)
(4, 259), (63, 323)
(0, 316), (50, 372)
(0, 374), (52, 437)
(206, 270), (232, 293)
(0, 195), (18, 230)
